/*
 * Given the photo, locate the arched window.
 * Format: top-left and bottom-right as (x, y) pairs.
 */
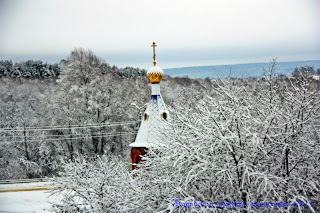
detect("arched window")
(161, 112), (168, 121)
(144, 113), (149, 121)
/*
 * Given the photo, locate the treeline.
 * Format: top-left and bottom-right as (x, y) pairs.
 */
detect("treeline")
(0, 58), (146, 79)
(2, 58), (318, 80)
(117, 66), (147, 78)
(0, 60), (61, 78)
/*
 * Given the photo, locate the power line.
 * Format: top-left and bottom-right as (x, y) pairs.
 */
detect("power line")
(0, 131), (132, 139)
(0, 132), (136, 145)
(0, 130), (138, 140)
(0, 121), (137, 131)
(0, 121), (138, 132)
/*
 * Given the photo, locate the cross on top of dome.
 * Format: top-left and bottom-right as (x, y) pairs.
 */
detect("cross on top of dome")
(151, 42), (157, 66)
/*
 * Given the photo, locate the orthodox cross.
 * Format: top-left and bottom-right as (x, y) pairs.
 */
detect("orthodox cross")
(151, 42), (157, 66)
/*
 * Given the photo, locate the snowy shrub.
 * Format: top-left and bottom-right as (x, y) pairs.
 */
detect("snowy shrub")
(50, 155), (136, 212)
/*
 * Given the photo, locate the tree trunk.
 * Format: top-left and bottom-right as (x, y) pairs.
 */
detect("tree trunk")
(100, 137), (105, 154)
(68, 122), (74, 161)
(23, 127), (30, 161)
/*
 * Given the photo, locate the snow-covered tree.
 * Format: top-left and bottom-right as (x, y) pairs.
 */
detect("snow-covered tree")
(292, 66), (315, 77)
(51, 60), (319, 212)
(50, 155), (133, 212)
(130, 61), (319, 212)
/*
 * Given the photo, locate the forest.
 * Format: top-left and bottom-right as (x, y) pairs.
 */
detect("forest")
(0, 48), (319, 212)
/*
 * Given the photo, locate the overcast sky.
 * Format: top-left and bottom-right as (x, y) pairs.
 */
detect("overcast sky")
(0, 0), (319, 68)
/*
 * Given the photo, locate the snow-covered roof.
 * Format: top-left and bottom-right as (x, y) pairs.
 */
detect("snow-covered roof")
(129, 86), (169, 148)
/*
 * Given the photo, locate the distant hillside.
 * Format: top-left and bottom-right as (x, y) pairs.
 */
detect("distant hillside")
(164, 60), (320, 79)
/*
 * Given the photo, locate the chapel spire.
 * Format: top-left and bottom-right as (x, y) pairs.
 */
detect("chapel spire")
(129, 42), (169, 170)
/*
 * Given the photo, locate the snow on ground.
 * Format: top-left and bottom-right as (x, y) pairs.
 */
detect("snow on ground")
(0, 190), (55, 212)
(0, 182), (57, 213)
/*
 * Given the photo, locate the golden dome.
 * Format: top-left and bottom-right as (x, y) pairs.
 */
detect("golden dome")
(147, 65), (164, 84)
